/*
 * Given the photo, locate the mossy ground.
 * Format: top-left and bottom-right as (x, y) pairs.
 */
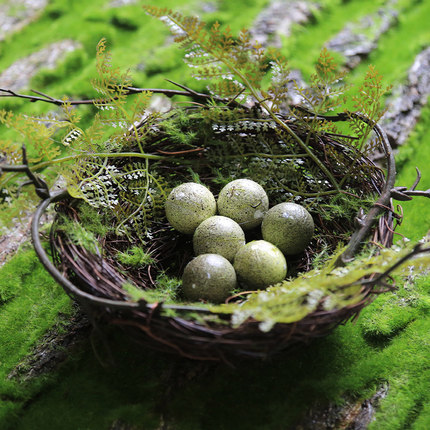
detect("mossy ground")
(1, 0), (430, 428)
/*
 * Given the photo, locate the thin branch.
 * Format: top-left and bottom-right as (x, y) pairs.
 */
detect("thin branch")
(0, 146), (50, 199)
(411, 166), (421, 190)
(0, 85), (234, 107)
(390, 168), (430, 201)
(361, 243), (430, 287)
(0, 88), (95, 106)
(31, 89), (56, 101)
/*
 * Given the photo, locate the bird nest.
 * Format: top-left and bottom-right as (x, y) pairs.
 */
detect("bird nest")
(1, 11), (428, 363)
(25, 100), (405, 362)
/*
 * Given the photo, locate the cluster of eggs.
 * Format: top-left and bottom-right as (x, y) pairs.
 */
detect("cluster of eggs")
(165, 179), (314, 303)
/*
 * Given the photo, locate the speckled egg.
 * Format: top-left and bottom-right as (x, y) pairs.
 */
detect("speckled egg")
(261, 202), (314, 255)
(233, 240), (287, 289)
(165, 183), (216, 234)
(182, 254), (237, 303)
(193, 216), (245, 262)
(217, 179), (269, 230)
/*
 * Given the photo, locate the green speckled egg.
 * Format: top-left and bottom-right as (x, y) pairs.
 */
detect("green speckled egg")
(193, 216), (245, 262)
(182, 254), (237, 303)
(233, 240), (287, 289)
(165, 183), (216, 234)
(217, 179), (269, 230)
(261, 202), (314, 255)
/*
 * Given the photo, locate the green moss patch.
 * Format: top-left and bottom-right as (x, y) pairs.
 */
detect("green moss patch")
(7, 336), (163, 430)
(0, 249), (73, 426)
(395, 104), (430, 242)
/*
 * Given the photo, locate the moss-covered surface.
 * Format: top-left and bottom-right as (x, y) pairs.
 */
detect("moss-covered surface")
(1, 0), (430, 428)
(0, 248), (73, 426)
(395, 104), (430, 242)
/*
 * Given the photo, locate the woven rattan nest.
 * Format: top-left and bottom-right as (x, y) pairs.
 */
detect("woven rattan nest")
(35, 104), (398, 362)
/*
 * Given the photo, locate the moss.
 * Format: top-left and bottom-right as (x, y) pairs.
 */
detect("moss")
(157, 108), (199, 145)
(123, 272), (181, 304)
(51, 203), (116, 256)
(0, 249), (72, 414)
(395, 103), (430, 242)
(77, 202), (114, 238)
(56, 215), (99, 255)
(30, 48), (89, 88)
(2, 262), (428, 429)
(116, 246), (154, 267)
(5, 333), (164, 430)
(367, 317), (430, 429)
(359, 277), (428, 342)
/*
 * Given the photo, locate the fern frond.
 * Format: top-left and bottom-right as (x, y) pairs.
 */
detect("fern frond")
(305, 48), (348, 115)
(143, 6), (271, 100)
(266, 53), (291, 112)
(350, 65), (392, 149)
(92, 38), (133, 112)
(0, 110), (62, 163)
